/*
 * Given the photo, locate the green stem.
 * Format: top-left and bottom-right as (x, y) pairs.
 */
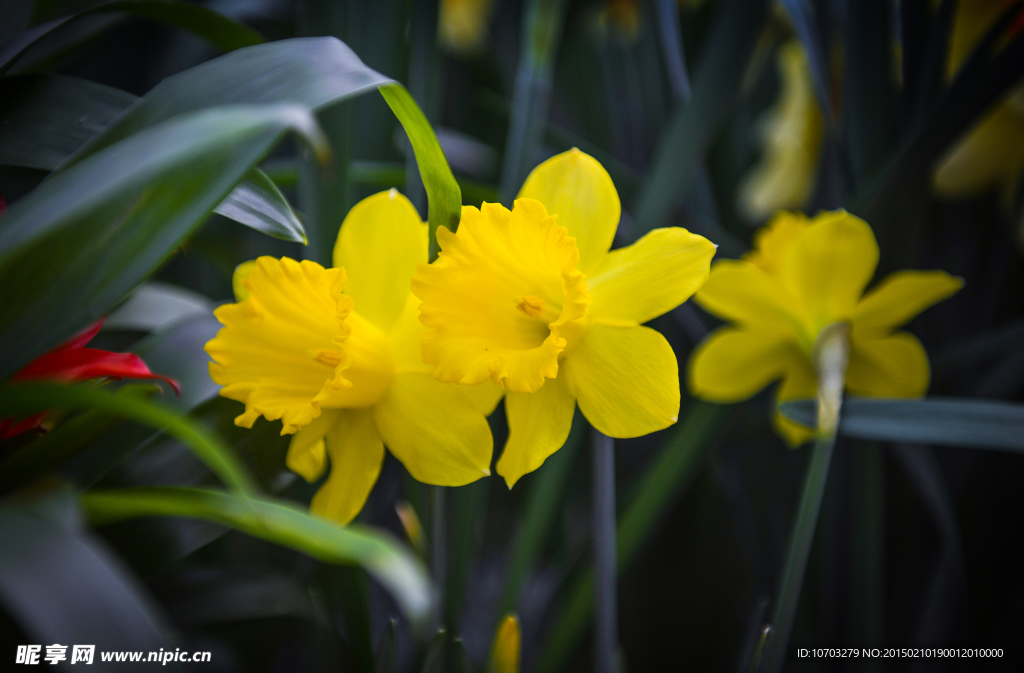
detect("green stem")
(759, 431), (837, 673)
(592, 430), (618, 673)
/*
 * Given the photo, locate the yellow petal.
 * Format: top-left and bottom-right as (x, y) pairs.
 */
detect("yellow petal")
(517, 148), (620, 273)
(489, 614), (521, 673)
(846, 332), (930, 398)
(694, 259), (803, 336)
(232, 260), (256, 301)
(779, 210), (879, 331)
(688, 328), (796, 403)
(773, 359), (818, 447)
(932, 101), (1024, 200)
(389, 291), (505, 415)
(587, 227), (717, 326)
(412, 199), (591, 393)
(736, 41), (823, 222)
(851, 270), (963, 336)
(497, 373), (575, 488)
(567, 324), (679, 438)
(333, 190), (428, 331)
(374, 373), (493, 485)
(310, 408), (384, 525)
(286, 408), (341, 482)
(743, 211), (810, 276)
(205, 257), (354, 434)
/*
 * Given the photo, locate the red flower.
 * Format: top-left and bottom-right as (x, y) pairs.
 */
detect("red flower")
(1, 318), (180, 439)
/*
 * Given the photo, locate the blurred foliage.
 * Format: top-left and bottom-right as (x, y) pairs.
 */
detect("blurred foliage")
(2, 0), (1024, 672)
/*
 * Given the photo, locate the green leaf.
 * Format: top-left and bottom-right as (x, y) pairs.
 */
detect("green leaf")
(129, 313), (224, 413)
(0, 103), (325, 378)
(0, 487), (173, 652)
(379, 84), (462, 257)
(0, 74), (135, 170)
(780, 397), (1024, 452)
(215, 168), (307, 243)
(0, 0), (266, 75)
(0, 75), (306, 243)
(80, 486), (436, 632)
(631, 0), (770, 238)
(105, 281), (213, 332)
(0, 382), (258, 494)
(62, 37), (393, 167)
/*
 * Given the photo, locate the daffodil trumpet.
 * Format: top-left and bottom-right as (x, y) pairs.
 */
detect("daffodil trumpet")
(688, 209), (964, 446)
(205, 189), (496, 525)
(412, 149), (717, 487)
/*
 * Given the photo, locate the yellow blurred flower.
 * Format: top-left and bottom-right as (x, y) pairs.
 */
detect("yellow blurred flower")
(489, 614), (520, 673)
(439, 0), (494, 55)
(933, 0), (1024, 202)
(737, 39), (823, 223)
(688, 210), (962, 446)
(205, 190), (495, 524)
(412, 149), (717, 486)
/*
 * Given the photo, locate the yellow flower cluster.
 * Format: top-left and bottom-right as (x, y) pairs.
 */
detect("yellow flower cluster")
(205, 150), (715, 522)
(205, 152), (963, 525)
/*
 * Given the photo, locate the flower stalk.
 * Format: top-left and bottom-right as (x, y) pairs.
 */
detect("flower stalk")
(592, 429), (618, 673)
(760, 322), (850, 673)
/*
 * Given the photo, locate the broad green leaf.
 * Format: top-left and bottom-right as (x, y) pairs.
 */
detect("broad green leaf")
(214, 168), (307, 243)
(58, 38), (459, 255)
(104, 281), (213, 332)
(0, 74), (135, 170)
(81, 486), (436, 632)
(0, 382), (257, 494)
(62, 37), (393, 166)
(0, 0), (266, 75)
(129, 313), (223, 413)
(0, 104), (325, 377)
(0, 75), (307, 244)
(779, 397), (1024, 452)
(631, 0), (769, 238)
(0, 487), (173, 652)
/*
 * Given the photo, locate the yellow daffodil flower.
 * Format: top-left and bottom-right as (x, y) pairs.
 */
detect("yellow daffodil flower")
(205, 190), (495, 524)
(439, 0), (494, 55)
(933, 0), (1024, 202)
(688, 210), (963, 446)
(411, 149), (717, 486)
(737, 39), (823, 223)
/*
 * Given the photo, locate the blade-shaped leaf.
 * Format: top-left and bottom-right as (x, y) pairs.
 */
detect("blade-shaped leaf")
(81, 486), (436, 633)
(214, 168), (307, 243)
(0, 0), (266, 75)
(0, 104), (325, 377)
(0, 488), (174, 657)
(779, 397), (1024, 452)
(0, 75), (306, 243)
(62, 37), (393, 167)
(380, 84), (462, 254)
(0, 382), (258, 494)
(0, 74), (135, 170)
